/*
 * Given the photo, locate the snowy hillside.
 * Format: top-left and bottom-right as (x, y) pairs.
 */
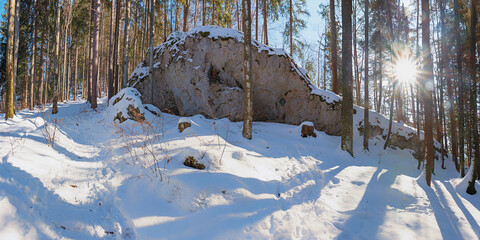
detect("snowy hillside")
(1, 91), (479, 239)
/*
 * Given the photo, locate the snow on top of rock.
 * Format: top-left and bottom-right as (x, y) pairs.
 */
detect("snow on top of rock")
(108, 87), (146, 122)
(129, 62), (150, 87)
(300, 121), (314, 127)
(129, 26), (341, 104)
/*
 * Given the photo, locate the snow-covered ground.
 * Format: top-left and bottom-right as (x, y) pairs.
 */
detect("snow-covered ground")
(0, 94), (479, 239)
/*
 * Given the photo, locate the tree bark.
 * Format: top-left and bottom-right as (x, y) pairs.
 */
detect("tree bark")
(29, 0), (37, 110)
(341, 0), (353, 156)
(113, 0), (121, 94)
(52, 1), (62, 114)
(74, 47), (78, 101)
(289, 0), (293, 54)
(422, 0), (435, 187)
(202, 0), (206, 26)
(363, 0), (369, 151)
(123, 0), (131, 88)
(108, 0), (115, 100)
(467, 0), (478, 195)
(255, 0), (258, 41)
(242, 0), (253, 140)
(330, 0), (338, 94)
(454, 0), (465, 177)
(5, 0), (16, 119)
(183, 0), (190, 31)
(263, 0), (268, 45)
(353, 0), (360, 106)
(149, 0), (155, 102)
(91, 0), (100, 109)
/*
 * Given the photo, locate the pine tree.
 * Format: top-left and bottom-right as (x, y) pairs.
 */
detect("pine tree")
(422, 0), (434, 187)
(454, 0), (465, 178)
(5, 0), (16, 119)
(91, 0), (100, 109)
(363, 0), (369, 151)
(341, 0), (353, 157)
(330, 0), (338, 94)
(466, 0), (478, 195)
(242, 0), (253, 140)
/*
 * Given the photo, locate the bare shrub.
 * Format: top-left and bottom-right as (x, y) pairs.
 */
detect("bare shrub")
(115, 115), (170, 181)
(39, 111), (61, 147)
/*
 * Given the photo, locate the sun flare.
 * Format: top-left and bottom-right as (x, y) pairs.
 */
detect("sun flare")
(395, 57), (418, 84)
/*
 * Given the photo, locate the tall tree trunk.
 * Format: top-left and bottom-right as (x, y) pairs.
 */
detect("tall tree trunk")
(37, 31), (45, 106)
(212, 0), (215, 25)
(62, 13), (70, 102)
(438, 0), (448, 169)
(467, 0), (479, 195)
(74, 47), (78, 101)
(289, 0), (293, 55)
(113, 0), (121, 94)
(422, 0), (435, 187)
(202, 0), (206, 25)
(108, 0), (115, 100)
(353, 0), (360, 106)
(363, 0), (369, 151)
(29, 0), (37, 110)
(454, 0), (465, 177)
(164, 0), (168, 41)
(341, 0), (353, 156)
(123, 0), (131, 88)
(377, 44), (383, 112)
(183, 0), (190, 31)
(330, 0), (338, 94)
(263, 0), (268, 45)
(194, 0), (198, 27)
(255, 0), (258, 40)
(149, 0), (155, 103)
(5, 0), (16, 119)
(12, 0), (19, 108)
(242, 0), (253, 140)
(91, 0), (100, 109)
(52, 1), (62, 114)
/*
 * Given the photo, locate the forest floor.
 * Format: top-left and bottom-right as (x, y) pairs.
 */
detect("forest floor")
(0, 96), (479, 240)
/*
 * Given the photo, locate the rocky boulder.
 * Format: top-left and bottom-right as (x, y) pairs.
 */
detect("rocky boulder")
(129, 26), (444, 159)
(129, 26), (342, 135)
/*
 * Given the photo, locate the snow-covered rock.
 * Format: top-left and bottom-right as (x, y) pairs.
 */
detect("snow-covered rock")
(108, 87), (148, 123)
(129, 26), (443, 159)
(129, 26), (342, 136)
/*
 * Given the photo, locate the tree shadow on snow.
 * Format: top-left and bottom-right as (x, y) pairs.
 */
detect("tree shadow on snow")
(0, 158), (135, 239)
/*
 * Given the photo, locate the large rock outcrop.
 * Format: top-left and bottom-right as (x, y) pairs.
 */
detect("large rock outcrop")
(129, 26), (342, 135)
(129, 26), (444, 159)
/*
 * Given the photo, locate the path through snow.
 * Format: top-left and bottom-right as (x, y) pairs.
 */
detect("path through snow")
(0, 98), (479, 239)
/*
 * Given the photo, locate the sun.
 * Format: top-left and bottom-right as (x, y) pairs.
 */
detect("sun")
(395, 57), (418, 84)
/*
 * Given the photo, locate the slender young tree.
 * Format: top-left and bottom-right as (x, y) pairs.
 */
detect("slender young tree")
(123, 0), (131, 87)
(52, 1), (62, 114)
(74, 47), (78, 101)
(363, 0), (369, 151)
(91, 0), (100, 109)
(467, 0), (478, 195)
(113, 0), (121, 94)
(454, 0), (465, 177)
(183, 0), (190, 31)
(108, 0), (115, 100)
(422, 0), (434, 187)
(29, 0), (37, 110)
(263, 0), (268, 45)
(341, 0), (353, 156)
(289, 0), (293, 54)
(242, 0), (253, 140)
(330, 0), (338, 94)
(149, 0), (155, 102)
(5, 0), (16, 119)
